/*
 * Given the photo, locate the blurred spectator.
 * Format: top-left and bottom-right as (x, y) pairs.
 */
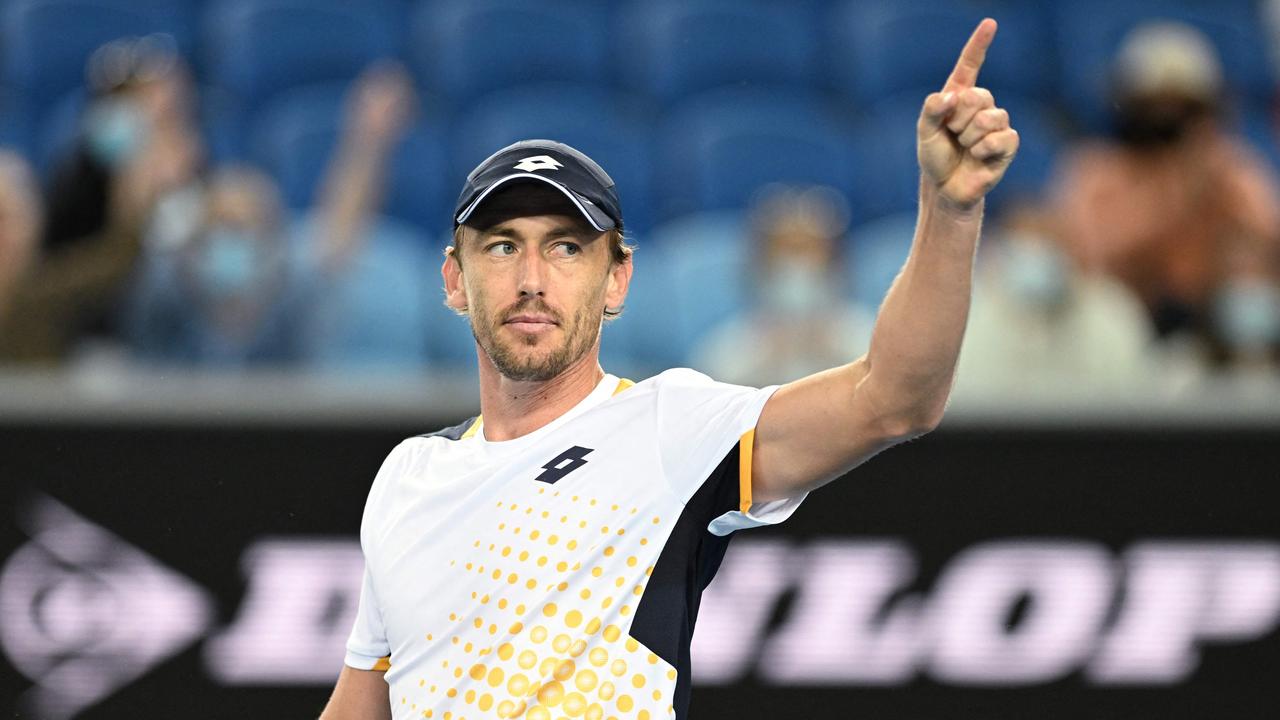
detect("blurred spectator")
(692, 186), (874, 385)
(956, 205), (1158, 394)
(1051, 21), (1280, 344)
(0, 139), (162, 363)
(5, 35), (206, 359)
(124, 64), (416, 368)
(43, 34), (202, 254)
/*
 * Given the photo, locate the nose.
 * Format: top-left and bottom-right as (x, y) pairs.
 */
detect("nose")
(517, 247), (548, 298)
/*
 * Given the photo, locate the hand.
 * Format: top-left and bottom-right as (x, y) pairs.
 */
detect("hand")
(349, 62), (415, 146)
(917, 19), (1019, 210)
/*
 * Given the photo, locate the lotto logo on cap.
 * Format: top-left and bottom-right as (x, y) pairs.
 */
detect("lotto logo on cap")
(454, 139), (623, 232)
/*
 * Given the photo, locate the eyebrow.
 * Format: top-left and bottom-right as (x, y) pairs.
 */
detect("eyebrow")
(481, 225), (597, 241)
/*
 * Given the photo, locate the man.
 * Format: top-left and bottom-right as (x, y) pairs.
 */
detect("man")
(321, 19), (1016, 720)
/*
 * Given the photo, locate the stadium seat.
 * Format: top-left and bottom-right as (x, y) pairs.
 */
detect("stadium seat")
(615, 0), (819, 102)
(248, 82), (452, 233)
(409, 0), (611, 106)
(825, 0), (1055, 106)
(292, 214), (434, 371)
(0, 0), (194, 108)
(203, 0), (401, 115)
(34, 88), (86, 177)
(1052, 0), (1275, 132)
(636, 211), (750, 368)
(655, 87), (862, 221)
(0, 88), (34, 159)
(451, 83), (658, 234)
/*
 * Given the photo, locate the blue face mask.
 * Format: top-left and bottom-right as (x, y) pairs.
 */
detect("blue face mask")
(763, 260), (833, 316)
(84, 98), (147, 169)
(1215, 281), (1280, 352)
(1003, 238), (1069, 308)
(197, 228), (260, 299)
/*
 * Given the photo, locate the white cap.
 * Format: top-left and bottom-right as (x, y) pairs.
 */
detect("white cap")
(1114, 21), (1223, 100)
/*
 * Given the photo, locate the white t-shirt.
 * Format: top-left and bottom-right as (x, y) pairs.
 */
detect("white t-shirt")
(346, 369), (806, 719)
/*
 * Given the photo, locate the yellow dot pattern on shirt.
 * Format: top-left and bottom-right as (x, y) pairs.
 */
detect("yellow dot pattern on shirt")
(404, 496), (677, 717)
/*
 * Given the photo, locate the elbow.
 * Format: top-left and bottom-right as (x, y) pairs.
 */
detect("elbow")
(874, 401), (947, 442)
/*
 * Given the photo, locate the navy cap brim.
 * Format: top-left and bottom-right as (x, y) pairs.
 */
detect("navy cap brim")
(454, 173), (616, 232)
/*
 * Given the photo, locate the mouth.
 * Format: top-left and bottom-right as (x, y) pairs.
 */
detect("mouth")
(503, 314), (559, 335)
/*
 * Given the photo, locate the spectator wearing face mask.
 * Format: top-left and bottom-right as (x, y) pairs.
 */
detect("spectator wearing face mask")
(1051, 21), (1280, 343)
(955, 204), (1158, 396)
(0, 135), (176, 364)
(692, 186), (875, 386)
(123, 64), (416, 368)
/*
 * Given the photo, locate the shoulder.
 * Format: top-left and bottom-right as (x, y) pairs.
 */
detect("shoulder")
(415, 416), (481, 442)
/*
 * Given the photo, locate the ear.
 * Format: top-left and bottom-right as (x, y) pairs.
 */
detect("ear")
(441, 246), (468, 312)
(604, 253), (633, 311)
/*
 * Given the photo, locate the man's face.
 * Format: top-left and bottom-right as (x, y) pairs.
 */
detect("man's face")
(444, 210), (630, 382)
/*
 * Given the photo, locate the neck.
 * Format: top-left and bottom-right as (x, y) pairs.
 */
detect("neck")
(475, 343), (606, 441)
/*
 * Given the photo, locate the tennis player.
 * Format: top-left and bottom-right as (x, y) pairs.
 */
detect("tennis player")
(321, 19), (1017, 720)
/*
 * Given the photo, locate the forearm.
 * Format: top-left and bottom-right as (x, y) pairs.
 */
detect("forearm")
(316, 134), (391, 271)
(861, 180), (983, 432)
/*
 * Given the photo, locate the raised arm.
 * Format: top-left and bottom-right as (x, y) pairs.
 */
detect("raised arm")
(752, 19), (1018, 502)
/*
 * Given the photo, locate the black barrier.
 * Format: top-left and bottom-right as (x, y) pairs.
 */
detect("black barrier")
(2, 419), (1278, 720)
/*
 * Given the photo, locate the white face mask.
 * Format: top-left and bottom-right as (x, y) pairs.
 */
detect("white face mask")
(763, 260), (833, 316)
(1214, 280), (1280, 352)
(196, 227), (263, 300)
(1003, 238), (1069, 308)
(84, 97), (149, 169)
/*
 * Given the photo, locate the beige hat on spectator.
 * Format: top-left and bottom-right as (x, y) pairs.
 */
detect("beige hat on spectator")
(1114, 21), (1224, 100)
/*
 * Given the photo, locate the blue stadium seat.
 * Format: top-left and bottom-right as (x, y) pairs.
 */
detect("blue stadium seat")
(203, 0), (400, 115)
(615, 0), (819, 102)
(35, 88), (86, 176)
(409, 0), (610, 106)
(0, 88), (34, 159)
(655, 87), (861, 221)
(868, 89), (1070, 215)
(826, 0), (1055, 106)
(248, 83), (452, 233)
(292, 214), (434, 371)
(636, 211), (750, 368)
(451, 83), (658, 234)
(0, 0), (194, 108)
(1053, 0), (1275, 132)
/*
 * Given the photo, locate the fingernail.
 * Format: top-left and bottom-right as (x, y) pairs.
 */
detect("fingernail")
(942, 92), (955, 104)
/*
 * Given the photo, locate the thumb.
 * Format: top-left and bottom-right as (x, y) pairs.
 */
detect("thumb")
(917, 91), (958, 140)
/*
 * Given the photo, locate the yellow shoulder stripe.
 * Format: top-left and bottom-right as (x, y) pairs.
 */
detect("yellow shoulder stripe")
(460, 379), (630, 440)
(460, 417), (482, 440)
(373, 655), (391, 671)
(738, 428), (755, 513)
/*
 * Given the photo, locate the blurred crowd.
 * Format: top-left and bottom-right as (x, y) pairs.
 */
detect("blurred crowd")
(1, 2), (1279, 395)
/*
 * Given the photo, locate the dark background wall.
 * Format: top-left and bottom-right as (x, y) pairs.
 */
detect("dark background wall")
(2, 418), (1278, 719)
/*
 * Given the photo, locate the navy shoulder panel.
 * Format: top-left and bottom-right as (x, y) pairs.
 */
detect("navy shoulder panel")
(417, 416), (479, 441)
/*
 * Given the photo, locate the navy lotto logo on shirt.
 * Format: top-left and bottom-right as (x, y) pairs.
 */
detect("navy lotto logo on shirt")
(534, 446), (593, 484)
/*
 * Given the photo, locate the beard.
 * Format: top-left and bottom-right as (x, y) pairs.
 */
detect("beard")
(471, 293), (602, 382)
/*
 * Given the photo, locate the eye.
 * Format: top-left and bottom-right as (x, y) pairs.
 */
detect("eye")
(486, 241), (517, 256)
(551, 241), (581, 257)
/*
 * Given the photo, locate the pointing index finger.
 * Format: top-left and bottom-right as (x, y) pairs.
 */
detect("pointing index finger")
(943, 18), (997, 93)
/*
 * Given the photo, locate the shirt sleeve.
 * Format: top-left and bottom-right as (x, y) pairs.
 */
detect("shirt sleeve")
(652, 368), (807, 534)
(342, 439), (414, 671)
(344, 564), (390, 670)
